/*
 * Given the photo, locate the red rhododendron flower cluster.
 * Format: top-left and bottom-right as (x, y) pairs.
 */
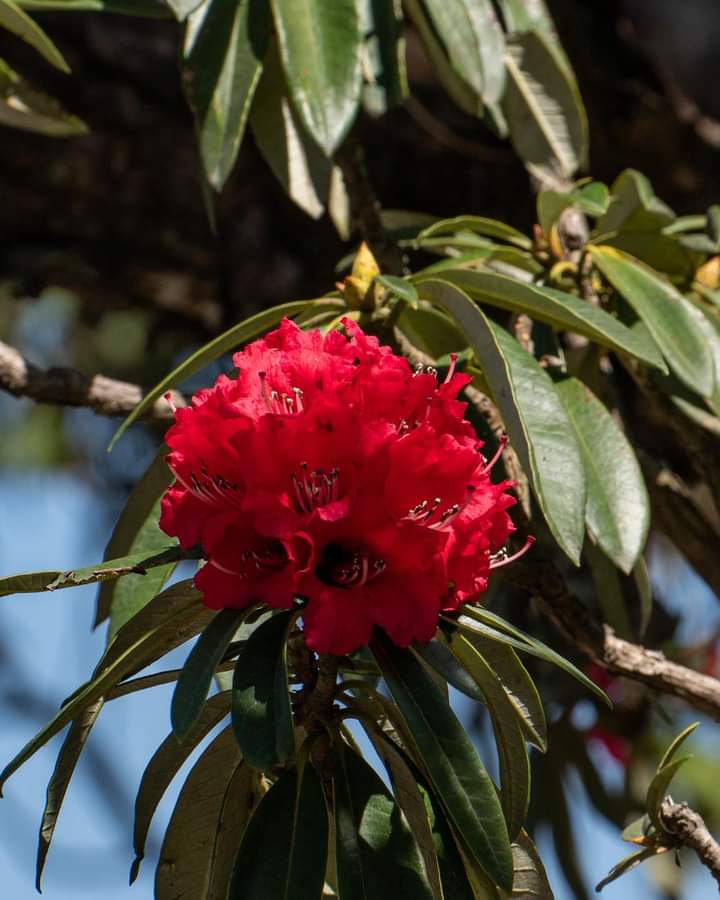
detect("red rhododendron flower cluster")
(160, 319), (526, 655)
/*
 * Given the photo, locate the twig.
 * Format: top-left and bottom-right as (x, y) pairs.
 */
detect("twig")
(660, 798), (720, 888)
(0, 339), (184, 420)
(510, 554), (720, 722)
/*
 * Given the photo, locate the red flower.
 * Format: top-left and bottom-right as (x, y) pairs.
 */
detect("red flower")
(160, 318), (526, 655)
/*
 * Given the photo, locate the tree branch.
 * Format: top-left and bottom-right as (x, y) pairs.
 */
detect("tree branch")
(510, 554), (720, 722)
(660, 798), (720, 888)
(0, 339), (184, 421)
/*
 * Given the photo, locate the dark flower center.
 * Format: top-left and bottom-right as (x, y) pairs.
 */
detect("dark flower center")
(315, 542), (385, 589)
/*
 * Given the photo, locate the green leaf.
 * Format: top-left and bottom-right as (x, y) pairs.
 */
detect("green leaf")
(595, 169), (675, 236)
(95, 447), (174, 632)
(172, 608), (246, 740)
(250, 43), (332, 217)
(155, 726), (242, 900)
(365, 730), (444, 900)
(230, 760), (328, 900)
(0, 58), (86, 135)
(183, 0), (269, 191)
(231, 609), (295, 770)
(0, 0), (69, 71)
(450, 632), (546, 751)
(646, 756), (693, 833)
(424, 790), (477, 900)
(412, 640), (484, 703)
(397, 305), (469, 361)
(131, 692), (232, 882)
(333, 741), (434, 900)
(443, 633), (530, 840)
(584, 540), (633, 640)
(402, 0), (481, 116)
(0, 543), (185, 598)
(502, 30), (587, 181)
(416, 278), (586, 563)
(109, 298), (323, 449)
(497, 0), (558, 44)
(207, 763), (257, 900)
(417, 216), (532, 250)
(554, 376), (649, 572)
(596, 846), (667, 892)
(371, 631), (513, 891)
(375, 274), (419, 307)
(35, 699), (104, 892)
(658, 721), (699, 772)
(16, 0), (169, 13)
(421, 268), (667, 370)
(590, 245), (716, 397)
(360, 0), (407, 116)
(0, 580), (213, 795)
(421, 0), (505, 104)
(270, 0), (362, 156)
(449, 607), (610, 706)
(504, 831), (554, 899)
(166, 0), (202, 18)
(575, 181), (610, 217)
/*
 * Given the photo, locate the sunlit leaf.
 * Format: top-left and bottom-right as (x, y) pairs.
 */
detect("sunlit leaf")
(0, 0), (69, 71)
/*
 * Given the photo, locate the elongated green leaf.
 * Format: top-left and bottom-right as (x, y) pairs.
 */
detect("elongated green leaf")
(0, 544), (185, 598)
(504, 831), (554, 899)
(595, 169), (674, 237)
(110, 299), (322, 449)
(270, 0), (362, 156)
(35, 699), (104, 891)
(417, 216), (532, 250)
(0, 57), (86, 135)
(402, 0), (480, 115)
(184, 0), (268, 191)
(371, 631), (513, 891)
(590, 245), (716, 397)
(95, 447), (174, 632)
(596, 846), (666, 892)
(0, 0), (69, 71)
(448, 631), (546, 751)
(375, 274), (419, 307)
(172, 609), (246, 740)
(423, 789), (477, 900)
(230, 760), (328, 900)
(646, 756), (692, 833)
(420, 268), (666, 370)
(412, 640), (484, 703)
(497, 0), (558, 43)
(502, 29), (587, 181)
(334, 741), (434, 900)
(207, 763), (256, 899)
(231, 609), (295, 769)
(397, 305), (468, 360)
(659, 722), (699, 771)
(131, 691), (232, 881)
(250, 42), (332, 217)
(417, 278), (586, 563)
(365, 729), (443, 900)
(155, 726), (242, 900)
(16, 0), (169, 12)
(360, 0), (407, 116)
(555, 376), (649, 572)
(585, 540), (633, 640)
(0, 583), (212, 795)
(422, 0), (505, 104)
(444, 633), (530, 840)
(448, 608), (609, 705)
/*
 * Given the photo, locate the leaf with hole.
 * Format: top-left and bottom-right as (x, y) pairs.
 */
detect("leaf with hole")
(371, 631), (513, 890)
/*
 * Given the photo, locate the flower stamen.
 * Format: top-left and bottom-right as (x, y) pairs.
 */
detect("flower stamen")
(489, 535), (535, 569)
(291, 465), (340, 513)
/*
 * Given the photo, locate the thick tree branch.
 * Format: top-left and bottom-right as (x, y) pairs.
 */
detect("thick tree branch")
(510, 555), (720, 722)
(0, 339), (184, 420)
(660, 798), (720, 888)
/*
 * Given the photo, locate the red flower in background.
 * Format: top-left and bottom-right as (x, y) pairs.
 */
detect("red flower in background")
(160, 319), (527, 655)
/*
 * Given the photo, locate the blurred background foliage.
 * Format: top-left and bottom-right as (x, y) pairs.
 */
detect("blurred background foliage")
(2, 2), (720, 898)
